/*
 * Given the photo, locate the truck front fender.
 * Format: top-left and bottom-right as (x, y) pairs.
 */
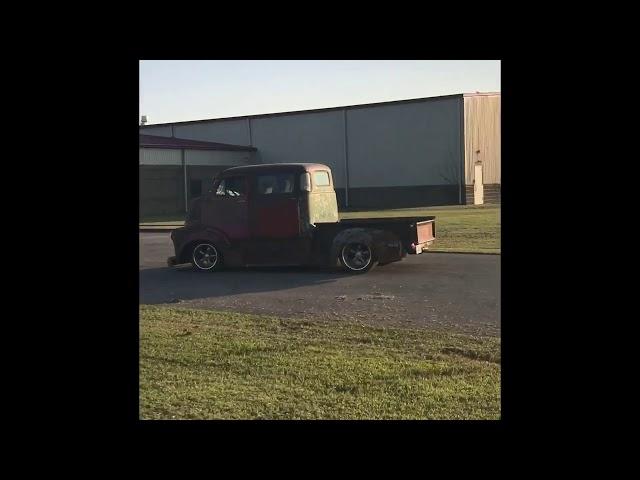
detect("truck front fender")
(173, 226), (232, 264)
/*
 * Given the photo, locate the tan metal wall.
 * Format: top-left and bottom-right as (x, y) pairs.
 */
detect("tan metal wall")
(464, 94), (500, 185)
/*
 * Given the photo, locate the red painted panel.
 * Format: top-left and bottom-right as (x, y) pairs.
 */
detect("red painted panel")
(253, 198), (299, 239)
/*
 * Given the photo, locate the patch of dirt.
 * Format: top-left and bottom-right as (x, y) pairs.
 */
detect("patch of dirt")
(357, 294), (395, 301)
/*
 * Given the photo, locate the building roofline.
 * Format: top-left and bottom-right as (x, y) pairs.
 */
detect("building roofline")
(139, 134), (256, 151)
(139, 93), (485, 128)
(223, 163), (330, 174)
(463, 91), (501, 97)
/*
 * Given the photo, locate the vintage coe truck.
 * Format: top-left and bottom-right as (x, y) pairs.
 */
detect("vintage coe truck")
(168, 163), (435, 273)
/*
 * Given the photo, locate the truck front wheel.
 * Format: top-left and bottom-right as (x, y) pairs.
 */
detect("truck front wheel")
(339, 242), (377, 273)
(191, 242), (222, 272)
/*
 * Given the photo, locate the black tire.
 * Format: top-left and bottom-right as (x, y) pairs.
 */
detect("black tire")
(190, 242), (223, 272)
(338, 241), (378, 274)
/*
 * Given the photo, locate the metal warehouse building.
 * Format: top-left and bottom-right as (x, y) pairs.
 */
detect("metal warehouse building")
(140, 92), (500, 216)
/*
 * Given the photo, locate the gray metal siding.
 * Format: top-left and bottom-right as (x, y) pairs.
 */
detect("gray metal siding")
(140, 148), (254, 166)
(139, 95), (472, 208)
(250, 110), (347, 188)
(139, 148), (182, 165)
(346, 97), (463, 188)
(139, 165), (184, 216)
(141, 98), (464, 191)
(173, 119), (250, 146)
(184, 149), (254, 166)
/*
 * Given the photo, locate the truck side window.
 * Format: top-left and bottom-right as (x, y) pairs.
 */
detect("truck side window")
(257, 173), (295, 195)
(313, 171), (331, 187)
(216, 176), (246, 197)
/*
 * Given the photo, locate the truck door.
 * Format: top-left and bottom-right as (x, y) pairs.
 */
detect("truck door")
(251, 172), (300, 238)
(248, 171), (304, 264)
(204, 175), (250, 240)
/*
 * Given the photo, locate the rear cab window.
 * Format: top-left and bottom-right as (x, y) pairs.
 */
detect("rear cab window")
(312, 171), (331, 188)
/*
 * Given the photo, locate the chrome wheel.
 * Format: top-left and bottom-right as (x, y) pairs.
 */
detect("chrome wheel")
(192, 243), (219, 270)
(341, 242), (372, 271)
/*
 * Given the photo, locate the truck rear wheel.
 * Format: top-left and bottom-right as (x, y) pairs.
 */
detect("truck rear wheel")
(191, 242), (222, 272)
(339, 242), (377, 273)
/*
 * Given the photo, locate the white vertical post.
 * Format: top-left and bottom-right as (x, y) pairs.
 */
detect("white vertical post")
(183, 149), (188, 213)
(343, 109), (349, 208)
(474, 150), (484, 206)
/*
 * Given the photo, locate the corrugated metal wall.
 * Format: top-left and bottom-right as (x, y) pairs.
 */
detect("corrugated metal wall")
(463, 94), (501, 185)
(140, 94), (501, 207)
(139, 148), (181, 165)
(184, 149), (254, 166)
(140, 97), (464, 191)
(346, 97), (462, 187)
(139, 148), (254, 166)
(139, 165), (184, 216)
(251, 110), (347, 187)
(175, 119), (250, 146)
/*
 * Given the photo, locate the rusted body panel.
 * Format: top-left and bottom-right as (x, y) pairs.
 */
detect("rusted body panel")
(416, 220), (436, 250)
(168, 163), (435, 270)
(307, 170), (339, 225)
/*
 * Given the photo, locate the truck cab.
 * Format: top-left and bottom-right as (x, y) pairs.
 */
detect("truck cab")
(168, 163), (435, 273)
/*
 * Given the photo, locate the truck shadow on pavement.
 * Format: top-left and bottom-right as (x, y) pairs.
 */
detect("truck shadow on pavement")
(139, 265), (348, 305)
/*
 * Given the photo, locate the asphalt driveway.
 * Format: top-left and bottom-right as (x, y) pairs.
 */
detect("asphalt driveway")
(139, 232), (500, 335)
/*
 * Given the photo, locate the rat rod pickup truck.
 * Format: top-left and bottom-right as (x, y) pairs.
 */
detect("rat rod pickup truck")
(168, 163), (435, 273)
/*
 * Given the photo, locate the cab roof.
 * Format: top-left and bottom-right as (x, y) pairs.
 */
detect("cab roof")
(222, 163), (331, 175)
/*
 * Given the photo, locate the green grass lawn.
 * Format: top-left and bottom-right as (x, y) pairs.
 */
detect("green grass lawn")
(140, 204), (500, 254)
(140, 306), (501, 420)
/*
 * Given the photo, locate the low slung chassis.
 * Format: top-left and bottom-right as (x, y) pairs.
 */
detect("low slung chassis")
(168, 163), (435, 273)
